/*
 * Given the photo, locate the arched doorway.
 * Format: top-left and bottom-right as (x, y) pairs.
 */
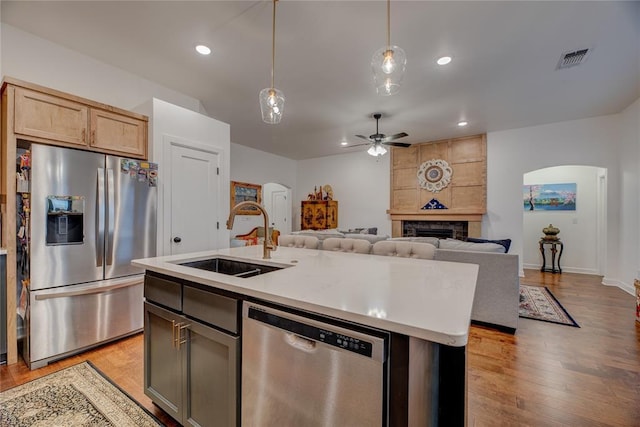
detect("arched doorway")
(523, 165), (606, 275)
(263, 183), (292, 235)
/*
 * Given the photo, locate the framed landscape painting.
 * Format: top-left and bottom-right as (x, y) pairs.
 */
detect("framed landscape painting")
(231, 181), (262, 215)
(523, 183), (576, 211)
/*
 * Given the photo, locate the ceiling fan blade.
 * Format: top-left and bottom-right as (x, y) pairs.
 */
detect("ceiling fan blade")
(382, 141), (412, 148)
(355, 134), (372, 141)
(344, 142), (374, 148)
(382, 132), (409, 142)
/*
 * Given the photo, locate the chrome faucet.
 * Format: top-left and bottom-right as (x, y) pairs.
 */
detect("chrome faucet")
(227, 201), (277, 259)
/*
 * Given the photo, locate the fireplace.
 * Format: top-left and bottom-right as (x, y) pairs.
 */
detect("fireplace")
(402, 221), (468, 240)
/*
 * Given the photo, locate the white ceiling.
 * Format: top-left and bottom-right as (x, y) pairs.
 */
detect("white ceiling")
(2, 1), (639, 160)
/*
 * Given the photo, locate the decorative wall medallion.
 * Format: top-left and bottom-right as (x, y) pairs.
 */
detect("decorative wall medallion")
(421, 198), (447, 210)
(417, 159), (453, 192)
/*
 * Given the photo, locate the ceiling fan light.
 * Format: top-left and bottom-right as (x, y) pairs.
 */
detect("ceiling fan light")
(260, 87), (285, 124)
(372, 45), (406, 96)
(367, 144), (387, 157)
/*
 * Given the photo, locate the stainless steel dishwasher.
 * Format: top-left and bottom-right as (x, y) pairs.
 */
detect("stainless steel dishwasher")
(242, 301), (389, 426)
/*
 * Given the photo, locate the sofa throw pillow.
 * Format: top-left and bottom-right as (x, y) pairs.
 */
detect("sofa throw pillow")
(360, 227), (378, 235)
(466, 237), (512, 253)
(439, 238), (506, 253)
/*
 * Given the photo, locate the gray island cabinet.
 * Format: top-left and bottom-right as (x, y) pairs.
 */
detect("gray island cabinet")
(133, 245), (479, 427)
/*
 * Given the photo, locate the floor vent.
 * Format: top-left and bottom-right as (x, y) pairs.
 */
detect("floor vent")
(556, 48), (590, 70)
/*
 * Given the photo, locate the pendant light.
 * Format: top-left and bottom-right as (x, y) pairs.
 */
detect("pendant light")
(371, 0), (406, 96)
(260, 0), (285, 124)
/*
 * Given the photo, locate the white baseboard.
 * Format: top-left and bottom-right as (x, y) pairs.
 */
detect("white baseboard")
(522, 263), (599, 276)
(602, 277), (635, 296)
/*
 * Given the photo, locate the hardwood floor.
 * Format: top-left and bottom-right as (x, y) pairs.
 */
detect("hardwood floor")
(1, 269), (638, 426)
(468, 270), (640, 426)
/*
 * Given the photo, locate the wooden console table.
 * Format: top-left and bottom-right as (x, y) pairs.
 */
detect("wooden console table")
(539, 239), (563, 273)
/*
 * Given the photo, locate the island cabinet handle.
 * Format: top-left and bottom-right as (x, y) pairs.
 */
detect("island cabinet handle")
(172, 320), (177, 349)
(285, 333), (316, 352)
(178, 323), (191, 348)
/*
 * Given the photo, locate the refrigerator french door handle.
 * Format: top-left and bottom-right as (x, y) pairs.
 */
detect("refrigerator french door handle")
(96, 168), (105, 267)
(34, 278), (143, 300)
(106, 168), (115, 266)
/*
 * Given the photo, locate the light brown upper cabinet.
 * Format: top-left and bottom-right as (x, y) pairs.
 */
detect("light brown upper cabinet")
(89, 109), (146, 158)
(14, 87), (89, 147)
(9, 79), (148, 159)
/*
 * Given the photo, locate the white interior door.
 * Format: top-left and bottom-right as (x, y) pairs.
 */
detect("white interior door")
(167, 144), (220, 255)
(263, 183), (291, 235)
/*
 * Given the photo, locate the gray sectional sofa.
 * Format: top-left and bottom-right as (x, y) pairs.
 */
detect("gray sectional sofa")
(434, 249), (519, 332)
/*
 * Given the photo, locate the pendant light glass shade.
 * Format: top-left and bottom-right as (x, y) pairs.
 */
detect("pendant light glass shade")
(372, 0), (406, 96)
(367, 144), (388, 157)
(260, 0), (284, 124)
(372, 45), (406, 96)
(260, 88), (285, 124)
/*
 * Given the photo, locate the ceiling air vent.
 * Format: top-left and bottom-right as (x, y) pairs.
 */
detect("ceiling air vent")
(556, 48), (590, 70)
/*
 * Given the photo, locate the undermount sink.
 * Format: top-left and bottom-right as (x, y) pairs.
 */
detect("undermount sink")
(179, 257), (284, 278)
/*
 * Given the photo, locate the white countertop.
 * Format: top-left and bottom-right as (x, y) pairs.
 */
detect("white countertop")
(133, 246), (478, 346)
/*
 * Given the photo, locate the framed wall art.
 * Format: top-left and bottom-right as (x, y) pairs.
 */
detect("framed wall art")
(230, 181), (262, 215)
(523, 183), (576, 211)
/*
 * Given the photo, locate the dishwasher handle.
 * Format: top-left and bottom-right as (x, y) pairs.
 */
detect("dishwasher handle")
(285, 333), (317, 352)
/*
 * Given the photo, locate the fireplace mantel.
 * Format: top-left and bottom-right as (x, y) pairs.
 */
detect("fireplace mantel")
(387, 210), (484, 222)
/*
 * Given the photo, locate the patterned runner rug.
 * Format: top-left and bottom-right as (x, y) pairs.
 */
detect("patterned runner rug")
(0, 361), (163, 426)
(519, 284), (579, 327)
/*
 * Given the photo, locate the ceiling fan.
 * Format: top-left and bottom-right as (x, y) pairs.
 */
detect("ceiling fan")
(349, 113), (410, 156)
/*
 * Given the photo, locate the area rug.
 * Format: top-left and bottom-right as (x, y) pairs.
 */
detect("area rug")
(519, 284), (579, 327)
(0, 361), (163, 426)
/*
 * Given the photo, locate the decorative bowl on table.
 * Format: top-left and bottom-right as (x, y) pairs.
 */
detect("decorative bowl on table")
(542, 224), (560, 241)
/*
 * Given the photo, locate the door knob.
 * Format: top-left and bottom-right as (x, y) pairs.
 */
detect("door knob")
(173, 237), (182, 243)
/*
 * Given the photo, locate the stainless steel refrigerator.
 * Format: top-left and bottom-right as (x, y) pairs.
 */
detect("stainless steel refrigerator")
(25, 144), (157, 369)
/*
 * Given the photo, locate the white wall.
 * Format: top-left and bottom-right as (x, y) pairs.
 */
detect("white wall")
(1, 24), (206, 114)
(487, 114), (623, 283)
(230, 143), (297, 237)
(618, 97), (640, 290)
(136, 99), (231, 255)
(523, 166), (603, 275)
(296, 152), (392, 236)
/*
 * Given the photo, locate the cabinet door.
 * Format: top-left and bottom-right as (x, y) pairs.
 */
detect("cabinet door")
(144, 302), (184, 423)
(90, 108), (147, 158)
(14, 88), (88, 146)
(301, 202), (315, 230)
(312, 203), (327, 229)
(184, 320), (239, 427)
(327, 201), (338, 229)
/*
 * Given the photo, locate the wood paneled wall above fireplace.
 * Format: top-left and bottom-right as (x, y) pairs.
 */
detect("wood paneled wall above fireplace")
(388, 134), (486, 238)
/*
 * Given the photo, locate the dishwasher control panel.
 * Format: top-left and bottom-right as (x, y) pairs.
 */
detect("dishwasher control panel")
(248, 306), (374, 358)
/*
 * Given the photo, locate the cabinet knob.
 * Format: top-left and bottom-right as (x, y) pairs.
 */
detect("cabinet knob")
(173, 237), (182, 243)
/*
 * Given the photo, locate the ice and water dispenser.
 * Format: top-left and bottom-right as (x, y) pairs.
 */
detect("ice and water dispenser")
(46, 196), (84, 245)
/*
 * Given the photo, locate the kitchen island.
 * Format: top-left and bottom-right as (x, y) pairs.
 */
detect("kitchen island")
(133, 245), (478, 427)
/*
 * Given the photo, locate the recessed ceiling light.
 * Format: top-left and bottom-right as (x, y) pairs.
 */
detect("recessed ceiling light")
(340, 141), (348, 146)
(195, 45), (211, 55)
(457, 121), (468, 127)
(437, 56), (452, 66)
